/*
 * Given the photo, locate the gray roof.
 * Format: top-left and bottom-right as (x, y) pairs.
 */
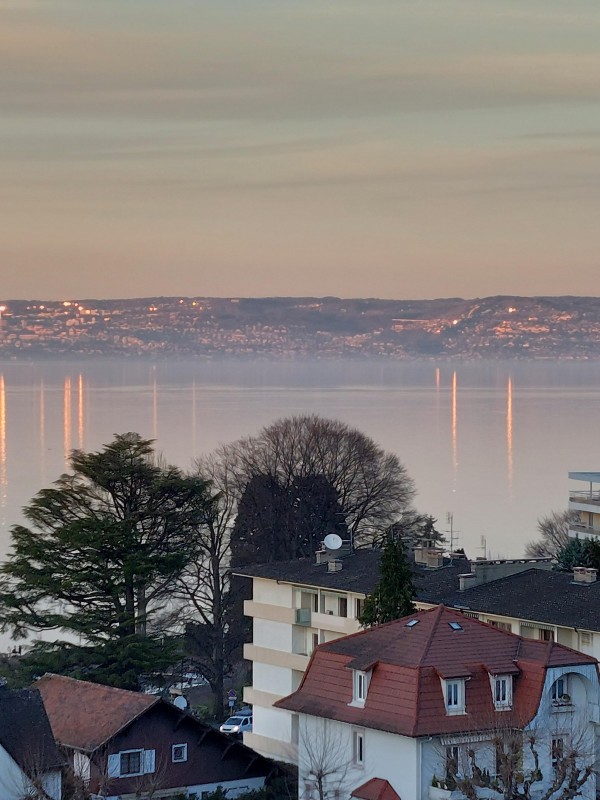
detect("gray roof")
(436, 568), (600, 632)
(234, 549), (468, 599)
(0, 687), (65, 774)
(236, 550), (600, 633)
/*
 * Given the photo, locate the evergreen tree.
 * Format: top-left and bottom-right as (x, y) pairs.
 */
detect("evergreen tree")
(0, 433), (213, 688)
(359, 534), (416, 627)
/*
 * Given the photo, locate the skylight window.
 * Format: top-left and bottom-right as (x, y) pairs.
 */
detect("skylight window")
(406, 619), (419, 628)
(449, 622), (463, 631)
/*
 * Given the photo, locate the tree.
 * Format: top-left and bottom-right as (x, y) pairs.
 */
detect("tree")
(225, 414), (414, 560)
(231, 473), (348, 567)
(297, 719), (350, 800)
(385, 511), (445, 549)
(525, 511), (579, 559)
(444, 724), (594, 800)
(0, 433), (213, 688)
(359, 534), (416, 627)
(172, 449), (248, 718)
(555, 536), (600, 573)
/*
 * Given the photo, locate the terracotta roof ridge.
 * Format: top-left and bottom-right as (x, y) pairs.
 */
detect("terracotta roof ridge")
(38, 672), (157, 701)
(416, 604), (446, 667)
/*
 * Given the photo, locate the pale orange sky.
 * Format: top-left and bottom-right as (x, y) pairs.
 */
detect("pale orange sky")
(1, 1), (600, 300)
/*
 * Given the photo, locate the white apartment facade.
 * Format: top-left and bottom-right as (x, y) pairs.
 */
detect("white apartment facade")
(568, 471), (600, 540)
(241, 567), (366, 762)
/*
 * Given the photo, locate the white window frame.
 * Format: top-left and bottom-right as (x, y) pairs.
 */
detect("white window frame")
(352, 728), (365, 767)
(551, 676), (570, 704)
(119, 749), (144, 777)
(350, 670), (370, 707)
(491, 675), (513, 710)
(172, 743), (188, 763)
(442, 678), (466, 715)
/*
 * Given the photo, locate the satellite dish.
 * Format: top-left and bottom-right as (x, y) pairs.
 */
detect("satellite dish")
(324, 533), (343, 551)
(173, 695), (188, 711)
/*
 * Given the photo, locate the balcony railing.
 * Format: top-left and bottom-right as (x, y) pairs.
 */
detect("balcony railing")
(569, 491), (600, 504)
(569, 523), (600, 537)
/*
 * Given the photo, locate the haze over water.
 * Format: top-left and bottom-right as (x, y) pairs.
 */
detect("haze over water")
(1, 359), (599, 562)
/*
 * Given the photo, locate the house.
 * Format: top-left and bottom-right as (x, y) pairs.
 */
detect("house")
(0, 686), (64, 800)
(234, 549), (558, 762)
(568, 472), (600, 540)
(276, 605), (600, 800)
(418, 563), (600, 660)
(35, 674), (273, 799)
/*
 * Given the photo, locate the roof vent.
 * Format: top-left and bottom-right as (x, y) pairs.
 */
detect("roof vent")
(573, 567), (597, 584)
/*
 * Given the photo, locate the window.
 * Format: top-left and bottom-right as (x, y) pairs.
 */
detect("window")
(120, 750), (143, 776)
(351, 670), (370, 706)
(172, 743), (188, 763)
(338, 597), (348, 618)
(551, 738), (564, 775)
(493, 675), (512, 710)
(442, 678), (465, 715)
(581, 631), (593, 647)
(352, 728), (365, 766)
(539, 629), (554, 642)
(551, 676), (570, 704)
(107, 749), (155, 778)
(447, 682), (460, 707)
(446, 745), (460, 782)
(355, 598), (364, 619)
(489, 619), (512, 632)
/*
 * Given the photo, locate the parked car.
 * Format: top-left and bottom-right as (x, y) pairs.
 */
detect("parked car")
(219, 712), (253, 738)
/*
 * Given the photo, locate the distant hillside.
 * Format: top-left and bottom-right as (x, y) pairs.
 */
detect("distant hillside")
(1, 295), (600, 360)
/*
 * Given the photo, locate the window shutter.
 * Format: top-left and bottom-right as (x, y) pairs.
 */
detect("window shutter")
(143, 749), (156, 774)
(107, 754), (120, 778)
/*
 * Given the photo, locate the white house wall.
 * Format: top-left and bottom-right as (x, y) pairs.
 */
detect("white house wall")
(298, 714), (418, 800)
(0, 745), (61, 800)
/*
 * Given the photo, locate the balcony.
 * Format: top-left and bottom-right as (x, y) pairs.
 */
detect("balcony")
(569, 491), (600, 506)
(568, 523), (600, 539)
(295, 608), (311, 626)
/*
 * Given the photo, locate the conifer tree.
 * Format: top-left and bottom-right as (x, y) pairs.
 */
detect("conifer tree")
(359, 534), (416, 627)
(0, 433), (213, 688)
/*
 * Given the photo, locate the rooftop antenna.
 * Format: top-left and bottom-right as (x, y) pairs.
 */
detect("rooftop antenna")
(446, 512), (459, 553)
(480, 535), (487, 560)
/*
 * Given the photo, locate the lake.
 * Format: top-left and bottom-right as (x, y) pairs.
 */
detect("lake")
(1, 359), (600, 565)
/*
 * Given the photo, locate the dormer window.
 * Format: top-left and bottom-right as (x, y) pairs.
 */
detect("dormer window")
(351, 670), (370, 707)
(442, 678), (466, 715)
(492, 675), (512, 710)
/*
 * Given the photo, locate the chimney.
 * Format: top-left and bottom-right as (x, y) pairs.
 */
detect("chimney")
(315, 548), (328, 565)
(458, 557), (554, 591)
(327, 559), (343, 573)
(573, 567), (597, 584)
(425, 550), (444, 569)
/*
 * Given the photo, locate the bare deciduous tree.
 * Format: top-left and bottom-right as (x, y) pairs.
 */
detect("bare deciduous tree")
(225, 414), (414, 555)
(525, 510), (579, 559)
(297, 720), (350, 800)
(174, 449), (245, 718)
(441, 723), (594, 800)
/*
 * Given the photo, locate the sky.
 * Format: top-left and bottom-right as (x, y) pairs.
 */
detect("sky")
(2, 0), (600, 301)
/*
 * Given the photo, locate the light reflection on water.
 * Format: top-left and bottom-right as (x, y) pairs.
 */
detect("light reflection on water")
(0, 359), (600, 565)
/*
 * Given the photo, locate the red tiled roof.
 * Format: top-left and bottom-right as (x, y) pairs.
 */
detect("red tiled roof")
(352, 777), (401, 800)
(36, 673), (158, 752)
(276, 605), (596, 738)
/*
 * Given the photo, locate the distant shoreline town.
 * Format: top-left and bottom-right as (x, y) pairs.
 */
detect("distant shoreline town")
(1, 295), (600, 360)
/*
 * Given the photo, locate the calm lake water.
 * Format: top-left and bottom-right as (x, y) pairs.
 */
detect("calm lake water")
(1, 359), (600, 563)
